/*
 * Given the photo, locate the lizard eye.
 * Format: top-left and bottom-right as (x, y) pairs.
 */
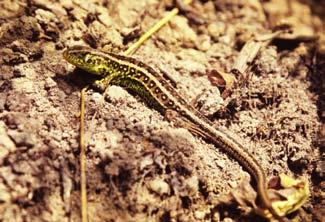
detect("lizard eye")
(84, 54), (94, 64)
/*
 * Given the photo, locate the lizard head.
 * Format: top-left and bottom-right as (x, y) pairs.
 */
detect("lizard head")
(63, 45), (108, 76)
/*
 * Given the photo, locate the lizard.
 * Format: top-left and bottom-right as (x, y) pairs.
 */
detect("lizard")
(63, 45), (281, 220)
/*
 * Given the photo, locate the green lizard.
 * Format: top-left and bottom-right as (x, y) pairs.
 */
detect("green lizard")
(63, 45), (281, 220)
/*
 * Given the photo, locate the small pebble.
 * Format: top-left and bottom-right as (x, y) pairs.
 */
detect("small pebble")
(148, 178), (170, 195)
(196, 87), (223, 116)
(7, 130), (36, 148)
(44, 77), (57, 89)
(11, 78), (34, 93)
(194, 210), (206, 220)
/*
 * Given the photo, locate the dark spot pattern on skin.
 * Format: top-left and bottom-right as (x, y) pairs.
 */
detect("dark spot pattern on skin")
(175, 106), (180, 111)
(138, 61), (147, 68)
(179, 99), (186, 105)
(161, 94), (167, 100)
(148, 81), (155, 88)
(180, 110), (187, 116)
(154, 87), (161, 94)
(167, 86), (174, 91)
(168, 100), (174, 107)
(128, 67), (136, 77)
(146, 66), (160, 77)
(93, 59), (99, 66)
(135, 71), (142, 79)
(87, 58), (99, 65)
(143, 76), (149, 83)
(121, 65), (128, 72)
(97, 67), (105, 74)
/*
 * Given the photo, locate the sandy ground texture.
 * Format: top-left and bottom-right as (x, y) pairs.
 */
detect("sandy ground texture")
(0, 0), (324, 221)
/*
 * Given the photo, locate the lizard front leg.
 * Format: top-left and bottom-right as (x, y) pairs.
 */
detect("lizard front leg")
(92, 75), (116, 92)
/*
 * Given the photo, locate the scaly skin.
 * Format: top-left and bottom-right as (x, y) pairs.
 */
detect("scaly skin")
(63, 45), (281, 220)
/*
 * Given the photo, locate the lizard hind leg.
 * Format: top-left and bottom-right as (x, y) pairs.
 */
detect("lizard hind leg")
(164, 109), (205, 136)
